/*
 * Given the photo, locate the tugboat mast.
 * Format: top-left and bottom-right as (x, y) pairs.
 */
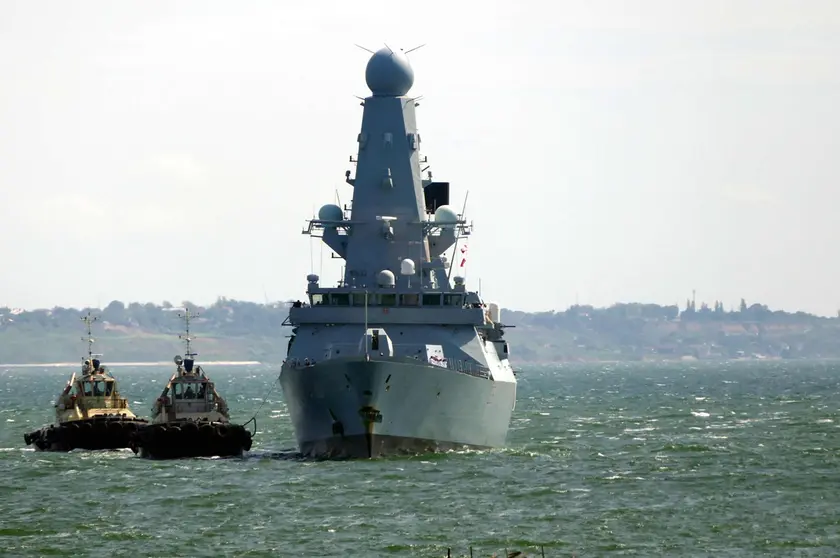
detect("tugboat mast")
(80, 311), (102, 362)
(177, 308), (199, 360)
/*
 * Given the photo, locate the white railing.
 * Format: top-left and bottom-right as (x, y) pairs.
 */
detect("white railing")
(284, 353), (491, 379)
(438, 358), (491, 379)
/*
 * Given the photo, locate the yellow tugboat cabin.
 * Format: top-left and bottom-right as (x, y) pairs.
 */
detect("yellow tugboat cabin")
(151, 356), (230, 424)
(55, 358), (137, 422)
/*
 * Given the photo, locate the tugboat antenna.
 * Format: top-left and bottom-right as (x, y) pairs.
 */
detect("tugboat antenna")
(177, 308), (199, 359)
(80, 312), (101, 361)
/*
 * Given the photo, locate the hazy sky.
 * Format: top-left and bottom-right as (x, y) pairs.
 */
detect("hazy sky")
(1, 1), (839, 315)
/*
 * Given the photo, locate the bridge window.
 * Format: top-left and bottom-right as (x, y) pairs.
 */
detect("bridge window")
(331, 293), (350, 306)
(400, 294), (419, 306)
(92, 381), (107, 396)
(311, 294), (325, 305)
(351, 293), (367, 306)
(422, 294), (441, 306)
(174, 383), (198, 400)
(380, 294), (397, 306)
(104, 381), (114, 396)
(443, 294), (463, 307)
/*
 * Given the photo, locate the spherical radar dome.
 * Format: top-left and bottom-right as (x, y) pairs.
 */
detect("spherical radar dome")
(365, 47), (414, 96)
(377, 269), (396, 287)
(318, 204), (343, 222)
(434, 205), (459, 227)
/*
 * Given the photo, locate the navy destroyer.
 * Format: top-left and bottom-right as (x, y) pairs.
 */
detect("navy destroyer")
(280, 46), (516, 458)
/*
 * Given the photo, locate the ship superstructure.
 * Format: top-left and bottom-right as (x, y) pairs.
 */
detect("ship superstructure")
(279, 46), (517, 458)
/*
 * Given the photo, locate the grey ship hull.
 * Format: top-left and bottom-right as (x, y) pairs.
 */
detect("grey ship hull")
(280, 357), (516, 458)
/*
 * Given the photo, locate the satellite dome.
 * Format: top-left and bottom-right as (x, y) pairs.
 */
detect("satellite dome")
(377, 269), (396, 287)
(434, 205), (458, 228)
(400, 258), (416, 276)
(318, 204), (343, 222)
(365, 47), (414, 97)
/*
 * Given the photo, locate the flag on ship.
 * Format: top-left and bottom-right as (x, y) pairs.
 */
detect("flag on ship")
(460, 244), (468, 267)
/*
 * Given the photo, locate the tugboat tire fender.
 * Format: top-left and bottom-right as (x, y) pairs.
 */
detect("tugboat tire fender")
(181, 421), (199, 434)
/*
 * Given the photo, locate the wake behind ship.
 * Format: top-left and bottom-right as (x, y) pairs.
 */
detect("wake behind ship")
(279, 46), (517, 458)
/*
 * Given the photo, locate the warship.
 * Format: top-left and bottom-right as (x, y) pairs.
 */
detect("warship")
(23, 313), (147, 451)
(130, 308), (253, 459)
(279, 45), (517, 458)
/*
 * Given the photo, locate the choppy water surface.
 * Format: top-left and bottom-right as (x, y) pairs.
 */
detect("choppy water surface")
(1, 361), (839, 557)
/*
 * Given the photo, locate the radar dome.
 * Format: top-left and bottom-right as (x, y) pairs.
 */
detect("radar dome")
(400, 258), (416, 275)
(377, 269), (396, 288)
(318, 204), (343, 222)
(365, 47), (414, 97)
(434, 205), (458, 227)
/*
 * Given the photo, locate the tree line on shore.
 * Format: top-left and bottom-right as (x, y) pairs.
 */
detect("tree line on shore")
(1, 298), (838, 364)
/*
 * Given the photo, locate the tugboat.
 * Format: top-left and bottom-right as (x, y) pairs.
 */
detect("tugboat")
(23, 312), (147, 451)
(130, 308), (253, 459)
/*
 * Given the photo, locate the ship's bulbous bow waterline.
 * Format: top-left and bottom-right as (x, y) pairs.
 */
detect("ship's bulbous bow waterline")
(280, 45), (517, 458)
(281, 358), (515, 458)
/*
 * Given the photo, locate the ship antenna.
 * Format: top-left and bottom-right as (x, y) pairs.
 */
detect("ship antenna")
(310, 206), (316, 275)
(447, 190), (470, 282)
(178, 307), (199, 359)
(80, 311), (100, 361)
(319, 228), (325, 279)
(404, 44), (426, 54)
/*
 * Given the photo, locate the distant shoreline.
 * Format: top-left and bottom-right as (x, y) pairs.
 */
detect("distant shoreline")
(1, 361), (262, 368)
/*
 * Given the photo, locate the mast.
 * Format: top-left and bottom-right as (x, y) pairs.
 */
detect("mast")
(80, 311), (101, 363)
(177, 307), (199, 362)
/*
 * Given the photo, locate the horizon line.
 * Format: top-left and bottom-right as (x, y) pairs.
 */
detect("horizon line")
(0, 361), (263, 368)
(1, 297), (837, 319)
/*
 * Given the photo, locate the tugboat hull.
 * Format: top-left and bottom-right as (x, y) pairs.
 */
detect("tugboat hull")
(130, 421), (253, 459)
(280, 357), (516, 459)
(24, 417), (148, 452)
